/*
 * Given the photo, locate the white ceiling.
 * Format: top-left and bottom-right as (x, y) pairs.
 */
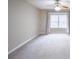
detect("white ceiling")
(26, 0), (70, 10)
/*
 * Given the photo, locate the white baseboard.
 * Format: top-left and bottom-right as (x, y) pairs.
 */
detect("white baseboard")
(8, 34), (39, 55)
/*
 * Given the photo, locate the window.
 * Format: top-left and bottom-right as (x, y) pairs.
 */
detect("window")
(50, 13), (68, 28)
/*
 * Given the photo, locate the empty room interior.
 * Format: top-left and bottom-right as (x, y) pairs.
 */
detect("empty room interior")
(8, 0), (70, 59)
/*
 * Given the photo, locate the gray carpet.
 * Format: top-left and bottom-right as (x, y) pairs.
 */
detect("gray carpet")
(9, 34), (70, 59)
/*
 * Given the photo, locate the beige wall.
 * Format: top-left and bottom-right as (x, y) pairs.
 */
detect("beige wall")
(8, 0), (40, 51)
(50, 28), (68, 34)
(39, 10), (47, 34)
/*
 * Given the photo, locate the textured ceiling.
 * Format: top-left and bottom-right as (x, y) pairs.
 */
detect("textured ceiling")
(26, 0), (70, 10)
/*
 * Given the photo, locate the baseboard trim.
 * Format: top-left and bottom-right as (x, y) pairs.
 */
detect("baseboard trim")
(8, 34), (39, 55)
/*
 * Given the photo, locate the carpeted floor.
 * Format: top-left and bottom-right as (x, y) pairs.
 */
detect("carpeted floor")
(9, 34), (70, 59)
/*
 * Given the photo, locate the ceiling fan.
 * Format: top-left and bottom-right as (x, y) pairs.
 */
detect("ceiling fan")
(48, 0), (69, 11)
